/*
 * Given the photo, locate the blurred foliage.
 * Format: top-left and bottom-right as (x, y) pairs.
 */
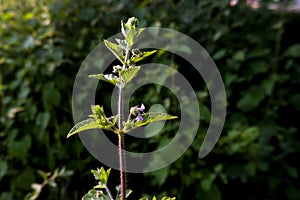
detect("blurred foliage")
(1, 0), (300, 200)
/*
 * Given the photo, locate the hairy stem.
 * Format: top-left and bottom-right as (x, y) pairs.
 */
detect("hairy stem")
(118, 87), (126, 200)
(105, 186), (114, 200)
(123, 49), (130, 69)
(118, 133), (126, 200)
(117, 43), (131, 200)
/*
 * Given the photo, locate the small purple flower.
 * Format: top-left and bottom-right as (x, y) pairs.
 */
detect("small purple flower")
(137, 103), (145, 112)
(136, 103), (145, 121)
(137, 113), (143, 121)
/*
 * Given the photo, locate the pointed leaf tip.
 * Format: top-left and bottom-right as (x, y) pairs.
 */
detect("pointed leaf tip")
(67, 118), (99, 138)
(130, 50), (157, 63)
(104, 39), (125, 64)
(89, 74), (119, 86)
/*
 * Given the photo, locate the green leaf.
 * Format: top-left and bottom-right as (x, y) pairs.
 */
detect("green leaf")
(91, 167), (111, 187)
(130, 50), (157, 63)
(67, 105), (119, 138)
(67, 119), (99, 138)
(245, 163), (256, 176)
(126, 29), (135, 47)
(201, 174), (216, 191)
(37, 170), (49, 181)
(161, 197), (176, 200)
(91, 106), (118, 128)
(136, 28), (145, 38)
(89, 74), (119, 86)
(116, 38), (128, 50)
(82, 189), (107, 200)
(236, 86), (264, 112)
(8, 135), (31, 162)
(214, 164), (223, 173)
(116, 190), (132, 200)
(121, 20), (127, 37)
(91, 167), (111, 189)
(120, 66), (141, 85)
(126, 17), (139, 30)
(286, 187), (300, 200)
(126, 190), (133, 198)
(116, 186), (132, 200)
(139, 197), (148, 200)
(151, 168), (168, 186)
(0, 161), (8, 181)
(140, 196), (175, 200)
(104, 39), (124, 64)
(290, 94), (300, 111)
(233, 50), (246, 62)
(284, 44), (300, 57)
(124, 112), (177, 132)
(121, 17), (139, 41)
(91, 105), (106, 118)
(136, 112), (177, 127)
(285, 166), (298, 178)
(242, 126), (259, 142)
(213, 49), (226, 60)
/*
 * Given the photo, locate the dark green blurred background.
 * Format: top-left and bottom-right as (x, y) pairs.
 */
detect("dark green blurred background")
(1, 0), (300, 199)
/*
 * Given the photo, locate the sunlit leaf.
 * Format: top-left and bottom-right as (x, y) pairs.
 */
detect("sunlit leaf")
(125, 17), (139, 29)
(136, 112), (177, 127)
(104, 39), (124, 64)
(136, 28), (145, 37)
(121, 20), (127, 37)
(124, 112), (177, 132)
(130, 50), (157, 63)
(161, 197), (176, 200)
(91, 105), (106, 118)
(116, 38), (128, 50)
(67, 105), (119, 138)
(91, 167), (111, 187)
(82, 189), (107, 200)
(125, 29), (135, 47)
(67, 119), (99, 138)
(126, 190), (133, 198)
(139, 197), (175, 200)
(89, 73), (119, 86)
(116, 189), (132, 200)
(120, 66), (141, 85)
